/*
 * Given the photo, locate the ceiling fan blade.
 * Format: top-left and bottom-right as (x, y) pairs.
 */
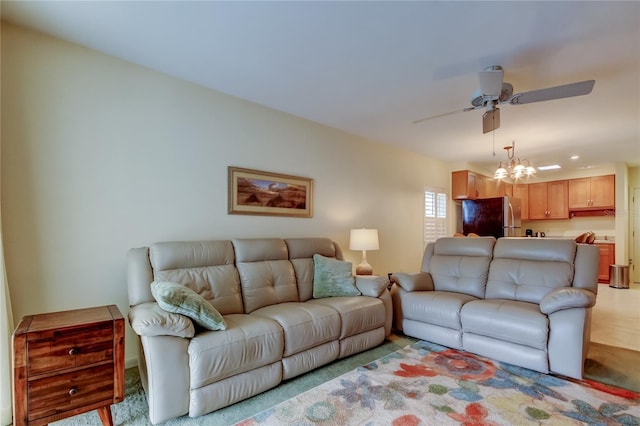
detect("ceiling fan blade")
(482, 108), (500, 134)
(506, 80), (595, 105)
(412, 109), (464, 124)
(478, 66), (504, 98)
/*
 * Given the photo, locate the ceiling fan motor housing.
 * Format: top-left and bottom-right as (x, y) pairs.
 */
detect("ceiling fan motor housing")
(470, 82), (513, 107)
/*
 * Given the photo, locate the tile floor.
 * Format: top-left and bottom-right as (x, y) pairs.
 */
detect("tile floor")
(591, 282), (640, 351)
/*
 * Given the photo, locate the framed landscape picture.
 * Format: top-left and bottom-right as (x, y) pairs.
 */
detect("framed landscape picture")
(228, 166), (313, 218)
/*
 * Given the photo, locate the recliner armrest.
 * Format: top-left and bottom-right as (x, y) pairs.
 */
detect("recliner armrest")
(129, 302), (195, 338)
(539, 288), (596, 315)
(390, 272), (434, 292)
(355, 275), (389, 297)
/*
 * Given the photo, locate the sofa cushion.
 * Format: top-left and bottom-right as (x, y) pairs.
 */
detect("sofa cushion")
(486, 239), (576, 303)
(286, 238), (338, 302)
(250, 302), (340, 357)
(150, 240), (244, 315)
(312, 254), (360, 298)
(401, 291), (478, 330)
(187, 314), (283, 389)
(285, 238), (337, 259)
(461, 299), (549, 350)
(151, 281), (227, 331)
(493, 238), (577, 263)
(428, 237), (495, 298)
(234, 239), (300, 313)
(237, 259), (299, 313)
(307, 296), (385, 339)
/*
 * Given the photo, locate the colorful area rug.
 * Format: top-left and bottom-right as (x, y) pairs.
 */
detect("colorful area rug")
(236, 341), (640, 425)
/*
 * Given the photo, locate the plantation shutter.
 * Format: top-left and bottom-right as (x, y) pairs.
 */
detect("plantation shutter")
(424, 187), (448, 246)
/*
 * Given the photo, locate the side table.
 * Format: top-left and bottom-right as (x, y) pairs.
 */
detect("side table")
(13, 305), (125, 426)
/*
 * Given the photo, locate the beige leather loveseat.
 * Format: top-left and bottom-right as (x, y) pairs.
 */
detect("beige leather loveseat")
(391, 237), (599, 380)
(127, 238), (391, 424)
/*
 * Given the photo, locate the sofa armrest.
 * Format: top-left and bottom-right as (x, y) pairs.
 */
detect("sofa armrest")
(355, 275), (389, 297)
(390, 272), (434, 292)
(129, 302), (195, 338)
(540, 288), (596, 315)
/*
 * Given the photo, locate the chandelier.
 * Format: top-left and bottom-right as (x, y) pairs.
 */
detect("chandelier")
(494, 141), (536, 180)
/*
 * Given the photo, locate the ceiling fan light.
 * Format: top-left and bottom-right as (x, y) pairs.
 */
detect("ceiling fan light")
(526, 165), (536, 175)
(513, 163), (525, 173)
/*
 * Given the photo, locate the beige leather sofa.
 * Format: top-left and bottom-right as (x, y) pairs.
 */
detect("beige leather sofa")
(391, 237), (599, 380)
(127, 238), (391, 424)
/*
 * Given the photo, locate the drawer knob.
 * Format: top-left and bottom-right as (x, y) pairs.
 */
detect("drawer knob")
(68, 387), (78, 396)
(68, 347), (79, 356)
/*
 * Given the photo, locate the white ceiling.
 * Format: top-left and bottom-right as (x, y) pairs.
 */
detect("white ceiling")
(2, 1), (639, 175)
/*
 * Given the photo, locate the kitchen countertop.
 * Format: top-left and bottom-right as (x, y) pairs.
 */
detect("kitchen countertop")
(525, 236), (615, 244)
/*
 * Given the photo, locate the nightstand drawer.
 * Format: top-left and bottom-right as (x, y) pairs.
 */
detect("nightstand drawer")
(27, 322), (113, 376)
(27, 363), (114, 422)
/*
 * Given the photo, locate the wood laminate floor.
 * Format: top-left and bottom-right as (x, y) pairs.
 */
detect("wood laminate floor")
(591, 282), (640, 351)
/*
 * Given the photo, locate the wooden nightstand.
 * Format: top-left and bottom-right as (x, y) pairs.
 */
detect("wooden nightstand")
(12, 305), (125, 426)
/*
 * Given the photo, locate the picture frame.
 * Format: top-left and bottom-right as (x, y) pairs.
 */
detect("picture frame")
(228, 166), (313, 218)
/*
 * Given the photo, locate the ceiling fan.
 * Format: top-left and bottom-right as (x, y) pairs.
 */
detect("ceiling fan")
(413, 65), (595, 133)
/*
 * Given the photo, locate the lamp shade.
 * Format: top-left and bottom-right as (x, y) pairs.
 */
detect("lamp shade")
(349, 229), (379, 251)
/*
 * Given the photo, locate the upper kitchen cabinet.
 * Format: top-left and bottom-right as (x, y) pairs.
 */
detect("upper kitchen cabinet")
(485, 179), (513, 198)
(503, 182), (513, 198)
(568, 175), (615, 210)
(529, 180), (569, 220)
(513, 184), (529, 220)
(452, 170), (486, 199)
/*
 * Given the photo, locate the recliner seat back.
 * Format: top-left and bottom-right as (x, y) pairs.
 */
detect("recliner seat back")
(149, 240), (244, 315)
(233, 238), (299, 313)
(423, 237), (496, 298)
(486, 238), (576, 303)
(284, 238), (342, 302)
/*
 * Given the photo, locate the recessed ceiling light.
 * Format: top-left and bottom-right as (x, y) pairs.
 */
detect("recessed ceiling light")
(570, 155), (579, 160)
(538, 164), (562, 171)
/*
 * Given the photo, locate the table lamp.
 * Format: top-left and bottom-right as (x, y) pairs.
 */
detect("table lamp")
(349, 228), (379, 275)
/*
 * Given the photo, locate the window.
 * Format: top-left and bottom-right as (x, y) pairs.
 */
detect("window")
(424, 187), (448, 246)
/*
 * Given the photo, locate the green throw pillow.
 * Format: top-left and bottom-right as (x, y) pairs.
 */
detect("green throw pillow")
(313, 254), (361, 298)
(150, 281), (227, 331)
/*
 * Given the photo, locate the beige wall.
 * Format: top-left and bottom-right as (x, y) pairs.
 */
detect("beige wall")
(1, 24), (453, 365)
(629, 167), (640, 283)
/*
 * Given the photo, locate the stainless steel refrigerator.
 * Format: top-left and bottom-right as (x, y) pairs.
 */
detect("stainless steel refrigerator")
(462, 196), (522, 238)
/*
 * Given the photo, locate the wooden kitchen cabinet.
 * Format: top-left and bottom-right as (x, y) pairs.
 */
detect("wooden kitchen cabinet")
(528, 180), (569, 220)
(452, 170), (485, 199)
(13, 305), (124, 426)
(513, 184), (529, 220)
(485, 179), (513, 198)
(568, 174), (615, 210)
(595, 243), (615, 283)
(503, 182), (513, 198)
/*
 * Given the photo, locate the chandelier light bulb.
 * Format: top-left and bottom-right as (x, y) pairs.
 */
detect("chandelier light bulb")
(494, 165), (508, 179)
